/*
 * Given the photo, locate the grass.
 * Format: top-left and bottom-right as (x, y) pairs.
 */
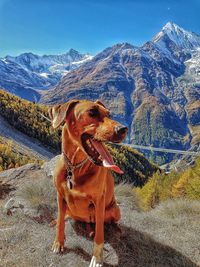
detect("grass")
(15, 175), (57, 224)
(114, 182), (140, 210)
(153, 198), (200, 220)
(0, 166), (200, 266)
(16, 176), (56, 209)
(0, 194), (199, 267)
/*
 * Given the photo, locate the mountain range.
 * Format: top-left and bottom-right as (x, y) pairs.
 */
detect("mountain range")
(0, 49), (92, 101)
(0, 22), (200, 163)
(41, 22), (200, 163)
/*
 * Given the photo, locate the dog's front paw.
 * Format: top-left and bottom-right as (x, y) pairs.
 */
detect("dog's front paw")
(89, 256), (103, 267)
(52, 240), (64, 253)
(89, 242), (103, 267)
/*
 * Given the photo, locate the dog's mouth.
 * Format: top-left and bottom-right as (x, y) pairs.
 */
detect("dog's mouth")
(81, 134), (123, 174)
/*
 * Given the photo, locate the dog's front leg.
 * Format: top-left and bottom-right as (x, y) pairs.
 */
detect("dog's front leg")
(89, 195), (105, 267)
(52, 193), (66, 253)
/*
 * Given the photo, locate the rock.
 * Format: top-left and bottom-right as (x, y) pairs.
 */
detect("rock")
(42, 155), (60, 178)
(0, 163), (40, 184)
(4, 198), (15, 210)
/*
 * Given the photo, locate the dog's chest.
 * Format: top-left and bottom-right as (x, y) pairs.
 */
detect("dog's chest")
(61, 181), (94, 220)
(62, 181), (90, 205)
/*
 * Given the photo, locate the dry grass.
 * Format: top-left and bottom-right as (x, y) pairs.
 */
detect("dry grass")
(14, 175), (57, 224)
(154, 198), (200, 219)
(114, 182), (140, 210)
(16, 176), (56, 209)
(0, 199), (199, 267)
(0, 171), (200, 267)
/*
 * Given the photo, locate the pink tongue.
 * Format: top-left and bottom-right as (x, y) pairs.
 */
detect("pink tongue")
(90, 140), (123, 174)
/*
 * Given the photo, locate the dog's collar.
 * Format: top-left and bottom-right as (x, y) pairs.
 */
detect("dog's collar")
(62, 151), (89, 170)
(62, 151), (89, 189)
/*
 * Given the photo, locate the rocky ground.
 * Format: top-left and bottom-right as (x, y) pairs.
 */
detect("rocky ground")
(0, 158), (199, 267)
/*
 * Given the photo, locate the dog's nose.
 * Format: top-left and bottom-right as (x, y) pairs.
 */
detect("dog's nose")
(115, 125), (128, 135)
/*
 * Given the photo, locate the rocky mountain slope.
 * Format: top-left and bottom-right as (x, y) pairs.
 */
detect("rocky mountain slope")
(0, 161), (199, 267)
(0, 49), (92, 101)
(41, 22), (200, 163)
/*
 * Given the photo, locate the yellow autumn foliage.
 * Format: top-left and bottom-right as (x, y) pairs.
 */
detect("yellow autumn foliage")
(0, 137), (43, 171)
(136, 158), (200, 210)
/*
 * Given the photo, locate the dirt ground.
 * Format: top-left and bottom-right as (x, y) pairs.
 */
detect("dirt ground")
(0, 164), (199, 267)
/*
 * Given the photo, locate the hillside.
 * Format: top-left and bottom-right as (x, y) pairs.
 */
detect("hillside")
(136, 157), (200, 210)
(0, 90), (158, 185)
(0, 161), (199, 267)
(0, 115), (55, 160)
(41, 22), (200, 164)
(0, 89), (61, 152)
(0, 136), (43, 171)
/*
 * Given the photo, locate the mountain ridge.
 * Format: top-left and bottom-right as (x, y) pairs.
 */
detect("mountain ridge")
(40, 22), (200, 163)
(153, 22), (200, 50)
(0, 49), (92, 101)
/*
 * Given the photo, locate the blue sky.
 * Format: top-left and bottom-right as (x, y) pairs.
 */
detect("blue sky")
(0, 0), (199, 57)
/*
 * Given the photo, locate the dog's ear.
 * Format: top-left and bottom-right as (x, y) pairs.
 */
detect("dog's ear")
(95, 100), (106, 108)
(48, 100), (79, 129)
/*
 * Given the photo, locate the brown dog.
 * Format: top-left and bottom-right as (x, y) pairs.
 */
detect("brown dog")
(48, 99), (128, 266)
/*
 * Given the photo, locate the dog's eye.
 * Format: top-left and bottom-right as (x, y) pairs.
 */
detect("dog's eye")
(88, 108), (99, 118)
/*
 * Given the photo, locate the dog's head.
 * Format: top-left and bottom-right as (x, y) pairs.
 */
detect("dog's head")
(48, 99), (128, 173)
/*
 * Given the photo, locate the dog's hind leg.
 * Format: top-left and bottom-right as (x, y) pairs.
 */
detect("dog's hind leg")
(104, 201), (121, 223)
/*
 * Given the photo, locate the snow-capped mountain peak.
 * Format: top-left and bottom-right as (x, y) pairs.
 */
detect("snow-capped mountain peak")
(5, 49), (92, 74)
(153, 21), (200, 50)
(0, 49), (93, 101)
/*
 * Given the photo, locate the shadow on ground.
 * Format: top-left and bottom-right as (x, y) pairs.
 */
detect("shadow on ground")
(70, 221), (197, 267)
(0, 181), (15, 200)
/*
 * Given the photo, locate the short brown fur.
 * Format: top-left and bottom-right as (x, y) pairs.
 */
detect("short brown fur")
(49, 99), (127, 266)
